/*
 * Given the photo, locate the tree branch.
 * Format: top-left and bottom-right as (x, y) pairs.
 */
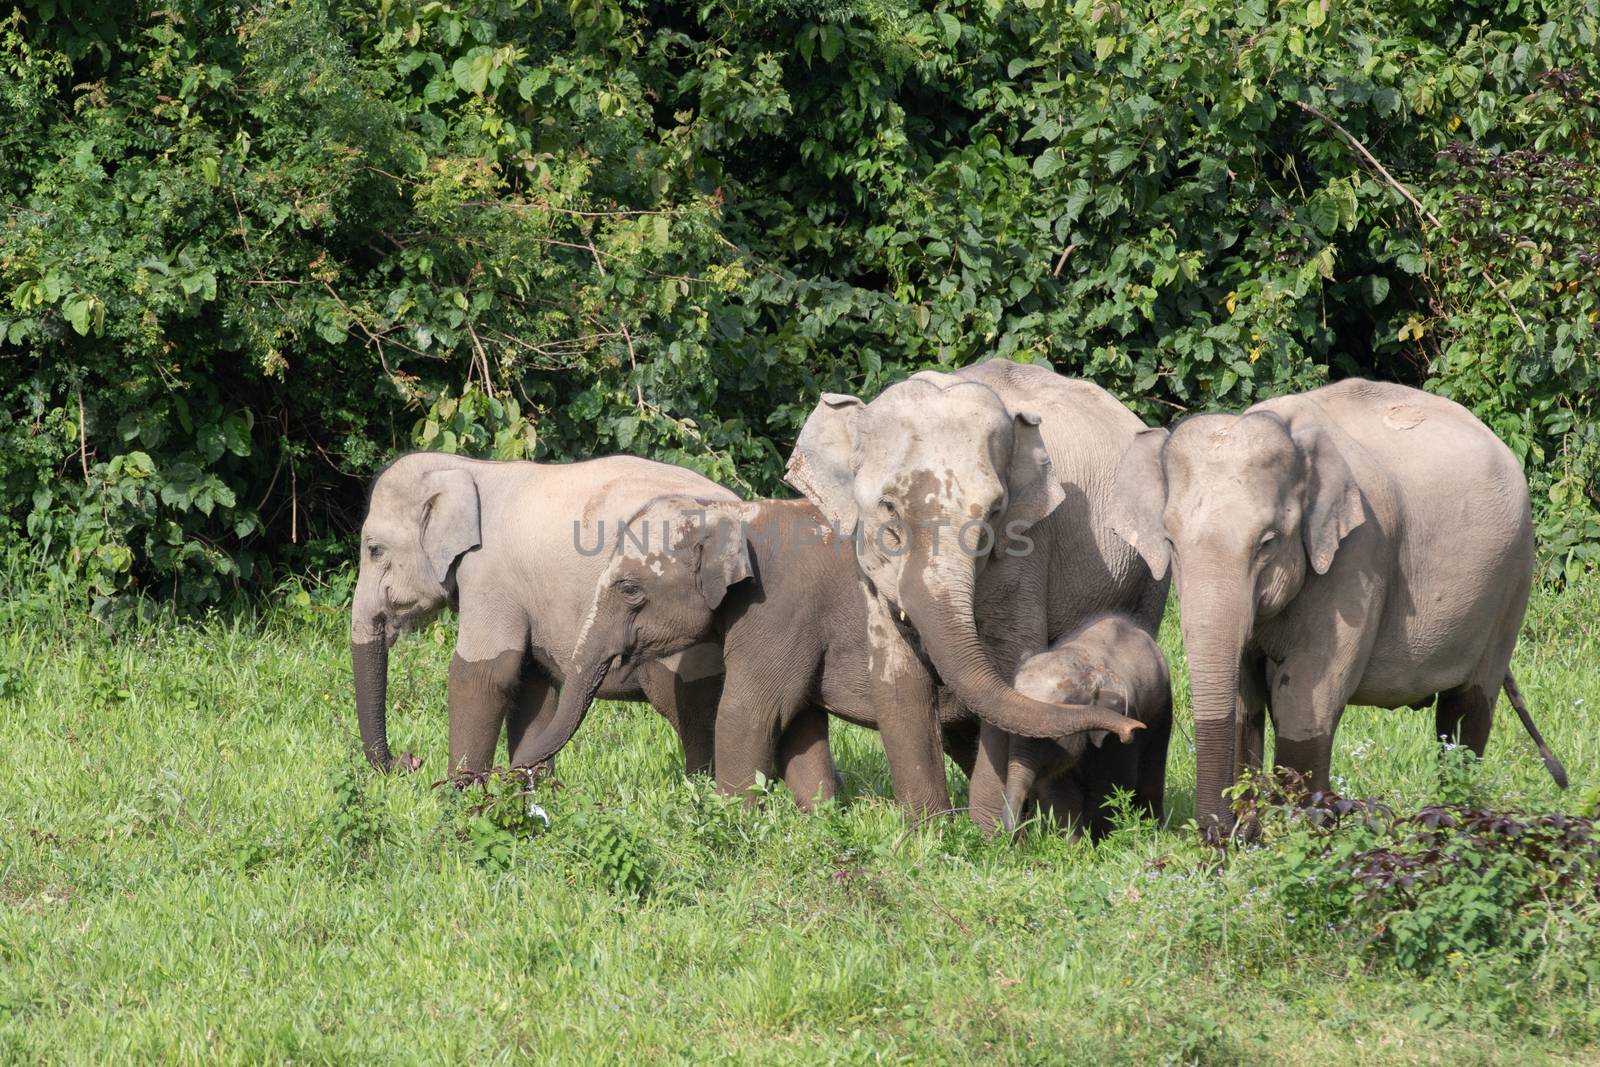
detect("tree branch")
(1291, 98), (1529, 339)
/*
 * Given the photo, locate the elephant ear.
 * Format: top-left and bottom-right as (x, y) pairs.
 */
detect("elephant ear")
(690, 504), (753, 609)
(420, 467), (481, 586)
(1110, 427), (1171, 581)
(1294, 425), (1366, 575)
(1002, 411), (1066, 537)
(785, 393), (865, 534)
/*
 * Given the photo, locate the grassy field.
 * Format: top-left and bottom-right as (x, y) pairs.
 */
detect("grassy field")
(1, 573), (1597, 1065)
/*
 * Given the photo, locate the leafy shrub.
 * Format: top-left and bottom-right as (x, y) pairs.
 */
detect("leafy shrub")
(568, 802), (658, 900)
(327, 763), (390, 863)
(1234, 770), (1600, 978)
(444, 765), (550, 870)
(1, 0), (1595, 605)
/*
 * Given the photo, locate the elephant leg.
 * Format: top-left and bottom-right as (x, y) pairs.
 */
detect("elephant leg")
(1035, 773), (1088, 839)
(1267, 626), (1371, 797)
(1436, 683), (1495, 756)
(872, 657), (951, 824)
(714, 668), (804, 806)
(1000, 735), (1045, 833)
(1134, 699), (1173, 824)
(1432, 693), (1459, 744)
(447, 647), (525, 776)
(1272, 731), (1337, 792)
(506, 668), (557, 770)
(1237, 654), (1269, 781)
(777, 706), (840, 811)
(966, 723), (1011, 832)
(639, 656), (720, 776)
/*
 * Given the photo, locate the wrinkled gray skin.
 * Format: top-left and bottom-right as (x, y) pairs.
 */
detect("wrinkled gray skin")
(1112, 379), (1567, 839)
(786, 358), (1168, 820)
(1001, 615), (1172, 838)
(510, 497), (1143, 819)
(350, 452), (737, 777)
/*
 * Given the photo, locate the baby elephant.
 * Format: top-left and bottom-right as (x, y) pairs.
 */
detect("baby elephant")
(997, 615), (1172, 837)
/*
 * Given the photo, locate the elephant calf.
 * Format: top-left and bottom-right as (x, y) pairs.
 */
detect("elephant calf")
(511, 496), (1143, 821)
(992, 615), (1172, 836)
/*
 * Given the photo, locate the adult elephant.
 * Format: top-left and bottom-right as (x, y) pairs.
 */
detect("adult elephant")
(1111, 379), (1568, 838)
(782, 358), (1169, 819)
(350, 451), (737, 777)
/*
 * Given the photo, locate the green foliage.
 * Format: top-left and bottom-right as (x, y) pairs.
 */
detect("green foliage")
(448, 764), (550, 869)
(1, 0), (1597, 606)
(567, 799), (658, 899)
(327, 763), (391, 862)
(1235, 767), (1600, 980)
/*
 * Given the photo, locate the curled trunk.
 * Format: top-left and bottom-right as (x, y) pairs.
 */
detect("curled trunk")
(510, 606), (625, 767)
(898, 549), (1141, 742)
(513, 655), (613, 768)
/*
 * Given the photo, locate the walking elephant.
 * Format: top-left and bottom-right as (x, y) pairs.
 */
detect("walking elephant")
(1110, 379), (1567, 838)
(781, 358), (1169, 819)
(349, 451), (737, 777)
(509, 496), (1143, 817)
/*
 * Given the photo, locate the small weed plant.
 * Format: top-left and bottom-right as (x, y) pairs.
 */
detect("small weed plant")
(327, 764), (390, 864)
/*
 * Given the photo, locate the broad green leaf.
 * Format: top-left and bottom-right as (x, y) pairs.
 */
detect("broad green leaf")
(63, 297), (92, 336)
(1032, 153), (1065, 180)
(1104, 145), (1139, 174)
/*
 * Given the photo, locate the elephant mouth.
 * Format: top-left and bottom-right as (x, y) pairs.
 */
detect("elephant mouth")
(890, 607), (920, 648)
(861, 575), (926, 656)
(880, 594), (929, 663)
(385, 604), (444, 645)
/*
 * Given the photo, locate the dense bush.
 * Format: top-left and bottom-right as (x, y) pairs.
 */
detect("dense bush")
(1233, 762), (1600, 980)
(2, 0), (1596, 606)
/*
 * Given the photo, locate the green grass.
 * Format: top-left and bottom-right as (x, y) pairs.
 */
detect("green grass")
(2, 574), (1598, 1064)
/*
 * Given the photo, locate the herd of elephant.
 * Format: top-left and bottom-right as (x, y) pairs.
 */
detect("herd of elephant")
(349, 358), (1569, 839)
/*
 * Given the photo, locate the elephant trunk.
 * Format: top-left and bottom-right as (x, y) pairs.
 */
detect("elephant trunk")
(1177, 571), (1255, 839)
(1000, 742), (1043, 833)
(352, 636), (395, 769)
(898, 547), (1141, 742)
(351, 573), (419, 773)
(516, 655), (613, 768)
(511, 609), (623, 767)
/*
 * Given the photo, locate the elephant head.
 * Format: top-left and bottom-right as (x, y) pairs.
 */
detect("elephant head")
(785, 375), (1135, 741)
(513, 495), (750, 765)
(999, 662), (1118, 833)
(350, 453), (483, 771)
(1111, 413), (1365, 831)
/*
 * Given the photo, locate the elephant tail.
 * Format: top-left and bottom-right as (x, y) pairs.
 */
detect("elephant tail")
(1503, 672), (1569, 789)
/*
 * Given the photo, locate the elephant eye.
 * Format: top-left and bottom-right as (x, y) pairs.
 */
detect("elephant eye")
(1257, 531), (1277, 551)
(367, 543), (385, 561)
(616, 578), (646, 605)
(878, 498), (897, 518)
